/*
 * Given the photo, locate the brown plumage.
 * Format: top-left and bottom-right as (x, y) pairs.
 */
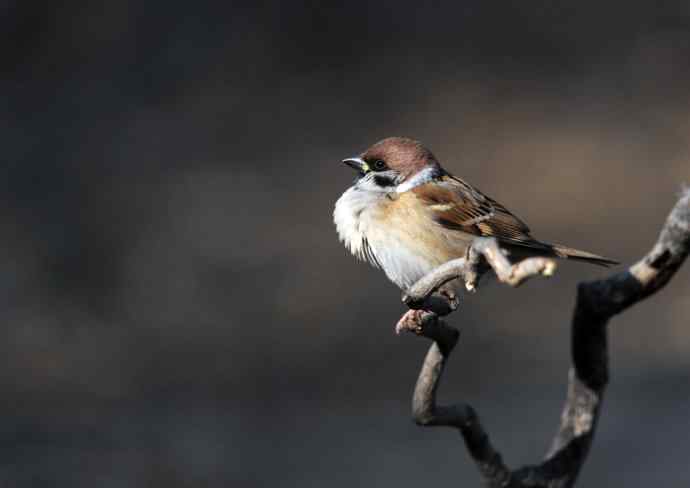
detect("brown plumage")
(412, 174), (617, 266)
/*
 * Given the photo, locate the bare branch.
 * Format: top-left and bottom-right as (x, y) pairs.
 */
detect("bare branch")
(398, 313), (516, 488)
(403, 237), (556, 312)
(400, 189), (690, 487)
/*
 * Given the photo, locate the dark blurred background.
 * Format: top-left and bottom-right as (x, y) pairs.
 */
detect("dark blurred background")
(1, 2), (689, 486)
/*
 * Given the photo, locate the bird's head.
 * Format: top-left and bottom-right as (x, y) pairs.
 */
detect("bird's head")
(342, 137), (443, 193)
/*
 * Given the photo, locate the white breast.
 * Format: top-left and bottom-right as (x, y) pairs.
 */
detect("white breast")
(333, 186), (382, 265)
(333, 186), (441, 290)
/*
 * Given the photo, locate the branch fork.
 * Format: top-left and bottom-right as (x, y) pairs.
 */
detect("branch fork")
(397, 190), (690, 487)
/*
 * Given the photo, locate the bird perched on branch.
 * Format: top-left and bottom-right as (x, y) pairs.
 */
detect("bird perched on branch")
(333, 137), (617, 292)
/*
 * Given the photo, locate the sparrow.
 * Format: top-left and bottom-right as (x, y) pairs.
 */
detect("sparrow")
(333, 137), (617, 292)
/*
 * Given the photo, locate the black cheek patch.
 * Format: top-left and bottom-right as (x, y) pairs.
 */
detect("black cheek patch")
(374, 175), (396, 187)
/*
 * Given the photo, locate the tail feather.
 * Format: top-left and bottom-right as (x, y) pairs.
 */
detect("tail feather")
(549, 243), (619, 267)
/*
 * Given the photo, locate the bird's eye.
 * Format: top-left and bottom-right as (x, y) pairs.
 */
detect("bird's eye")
(373, 160), (387, 171)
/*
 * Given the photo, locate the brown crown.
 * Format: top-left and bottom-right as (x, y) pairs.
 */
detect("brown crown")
(361, 137), (440, 177)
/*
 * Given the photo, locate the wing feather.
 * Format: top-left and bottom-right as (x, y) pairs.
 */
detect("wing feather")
(413, 174), (550, 250)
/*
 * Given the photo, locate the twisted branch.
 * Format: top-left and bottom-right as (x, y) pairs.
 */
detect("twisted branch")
(403, 237), (556, 310)
(398, 189), (690, 487)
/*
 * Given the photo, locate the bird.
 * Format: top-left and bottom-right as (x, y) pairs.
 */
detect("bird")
(333, 137), (617, 294)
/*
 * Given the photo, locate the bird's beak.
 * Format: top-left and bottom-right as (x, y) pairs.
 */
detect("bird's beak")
(342, 157), (369, 174)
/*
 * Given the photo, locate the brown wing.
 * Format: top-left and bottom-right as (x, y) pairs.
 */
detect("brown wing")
(413, 174), (551, 250)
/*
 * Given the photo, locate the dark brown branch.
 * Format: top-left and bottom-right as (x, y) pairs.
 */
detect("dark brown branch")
(399, 189), (690, 487)
(404, 313), (516, 487)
